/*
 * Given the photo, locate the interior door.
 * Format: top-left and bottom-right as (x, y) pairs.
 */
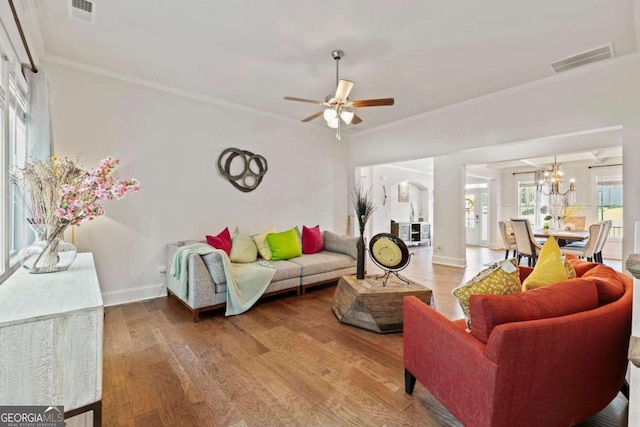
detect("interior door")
(465, 189), (489, 246)
(465, 193), (480, 245)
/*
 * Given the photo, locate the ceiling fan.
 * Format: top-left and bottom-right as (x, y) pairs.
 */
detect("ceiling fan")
(284, 49), (395, 140)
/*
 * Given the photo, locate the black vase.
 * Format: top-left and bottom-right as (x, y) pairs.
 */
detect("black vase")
(356, 230), (366, 279)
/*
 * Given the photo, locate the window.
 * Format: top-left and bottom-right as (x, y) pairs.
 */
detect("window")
(518, 178), (537, 226)
(595, 172), (623, 238)
(0, 52), (30, 282)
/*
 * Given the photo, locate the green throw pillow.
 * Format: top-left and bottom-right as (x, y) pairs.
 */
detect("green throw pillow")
(267, 228), (302, 260)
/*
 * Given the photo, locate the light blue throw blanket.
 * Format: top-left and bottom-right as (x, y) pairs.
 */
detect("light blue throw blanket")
(171, 243), (277, 316)
(171, 243), (215, 299)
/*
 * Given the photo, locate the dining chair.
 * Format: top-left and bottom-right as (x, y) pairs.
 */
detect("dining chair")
(593, 220), (612, 263)
(560, 222), (602, 262)
(510, 218), (542, 266)
(498, 220), (517, 259)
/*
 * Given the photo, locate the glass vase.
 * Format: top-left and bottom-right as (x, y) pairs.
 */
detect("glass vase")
(18, 224), (78, 274)
(552, 217), (564, 232)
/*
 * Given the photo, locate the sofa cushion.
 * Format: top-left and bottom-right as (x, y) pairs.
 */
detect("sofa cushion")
(452, 258), (521, 327)
(267, 259), (302, 282)
(252, 226), (276, 260)
(565, 254), (599, 277)
(206, 227), (231, 256)
(302, 225), (324, 254)
(469, 279), (599, 343)
(288, 251), (356, 276)
(323, 231), (358, 259)
(522, 237), (568, 290)
(267, 228), (302, 261)
(581, 264), (625, 305)
(230, 227), (258, 263)
(201, 251), (226, 286)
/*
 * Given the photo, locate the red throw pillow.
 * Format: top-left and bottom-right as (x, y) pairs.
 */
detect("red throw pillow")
(205, 227), (231, 256)
(302, 225), (323, 254)
(564, 254), (599, 277)
(581, 264), (625, 305)
(469, 279), (599, 344)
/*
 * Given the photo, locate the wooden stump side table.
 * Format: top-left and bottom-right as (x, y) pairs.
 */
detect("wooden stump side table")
(331, 274), (432, 333)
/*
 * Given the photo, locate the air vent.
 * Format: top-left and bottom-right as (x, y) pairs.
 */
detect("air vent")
(69, 0), (95, 24)
(550, 45), (614, 73)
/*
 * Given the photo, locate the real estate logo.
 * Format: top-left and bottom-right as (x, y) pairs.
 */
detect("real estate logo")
(0, 405), (64, 427)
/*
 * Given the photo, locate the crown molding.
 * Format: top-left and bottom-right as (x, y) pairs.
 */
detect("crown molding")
(354, 52), (640, 139)
(41, 53), (307, 126)
(41, 48), (640, 138)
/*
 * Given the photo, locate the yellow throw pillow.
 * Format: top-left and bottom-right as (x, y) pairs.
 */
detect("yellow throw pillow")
(252, 226), (276, 260)
(522, 237), (568, 291)
(452, 258), (521, 327)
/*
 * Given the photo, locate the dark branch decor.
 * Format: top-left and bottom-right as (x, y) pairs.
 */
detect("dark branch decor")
(217, 148), (268, 192)
(352, 185), (376, 279)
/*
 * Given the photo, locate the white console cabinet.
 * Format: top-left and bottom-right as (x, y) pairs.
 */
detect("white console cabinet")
(0, 253), (103, 426)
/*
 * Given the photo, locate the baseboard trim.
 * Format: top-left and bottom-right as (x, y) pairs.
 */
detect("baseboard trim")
(102, 282), (167, 307)
(432, 255), (467, 268)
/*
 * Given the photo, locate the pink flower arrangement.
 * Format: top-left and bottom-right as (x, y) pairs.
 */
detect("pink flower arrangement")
(53, 156), (140, 226)
(11, 156), (140, 235)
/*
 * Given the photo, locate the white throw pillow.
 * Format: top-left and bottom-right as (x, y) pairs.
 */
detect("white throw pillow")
(230, 227), (258, 263)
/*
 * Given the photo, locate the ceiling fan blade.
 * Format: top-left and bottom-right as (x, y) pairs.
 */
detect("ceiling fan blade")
(351, 98), (395, 108)
(301, 111), (324, 122)
(284, 96), (325, 105)
(334, 80), (354, 100)
(351, 114), (363, 125)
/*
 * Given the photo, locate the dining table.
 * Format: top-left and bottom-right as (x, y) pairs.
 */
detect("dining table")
(533, 229), (590, 247)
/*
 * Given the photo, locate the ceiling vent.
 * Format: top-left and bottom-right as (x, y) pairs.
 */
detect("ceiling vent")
(69, 0), (95, 24)
(550, 45), (614, 73)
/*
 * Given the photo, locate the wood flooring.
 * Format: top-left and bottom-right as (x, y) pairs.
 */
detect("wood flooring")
(101, 247), (627, 426)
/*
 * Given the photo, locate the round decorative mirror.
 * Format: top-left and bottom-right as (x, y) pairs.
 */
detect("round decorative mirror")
(368, 233), (413, 286)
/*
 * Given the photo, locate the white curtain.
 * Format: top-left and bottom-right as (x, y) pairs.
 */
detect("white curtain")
(23, 65), (53, 159)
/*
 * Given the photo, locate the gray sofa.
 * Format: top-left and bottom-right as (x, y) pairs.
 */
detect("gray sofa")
(166, 231), (358, 321)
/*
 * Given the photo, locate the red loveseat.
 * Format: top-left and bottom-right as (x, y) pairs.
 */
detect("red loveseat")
(403, 258), (632, 427)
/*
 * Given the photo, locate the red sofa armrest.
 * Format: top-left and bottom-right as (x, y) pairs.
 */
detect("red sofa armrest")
(403, 296), (499, 425)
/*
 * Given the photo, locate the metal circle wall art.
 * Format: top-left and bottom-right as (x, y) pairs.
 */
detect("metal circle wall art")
(217, 148), (268, 192)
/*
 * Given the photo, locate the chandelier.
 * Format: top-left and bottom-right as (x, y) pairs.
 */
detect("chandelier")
(537, 156), (575, 200)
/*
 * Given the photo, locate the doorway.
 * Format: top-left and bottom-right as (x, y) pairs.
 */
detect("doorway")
(465, 185), (489, 246)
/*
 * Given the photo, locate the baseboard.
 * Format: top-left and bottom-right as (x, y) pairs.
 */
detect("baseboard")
(102, 282), (167, 307)
(432, 255), (467, 267)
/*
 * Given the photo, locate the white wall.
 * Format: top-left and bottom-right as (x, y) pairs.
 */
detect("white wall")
(351, 55), (640, 266)
(45, 61), (351, 305)
(359, 165), (433, 238)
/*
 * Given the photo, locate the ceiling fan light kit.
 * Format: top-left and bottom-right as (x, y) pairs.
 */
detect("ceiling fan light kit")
(284, 49), (395, 140)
